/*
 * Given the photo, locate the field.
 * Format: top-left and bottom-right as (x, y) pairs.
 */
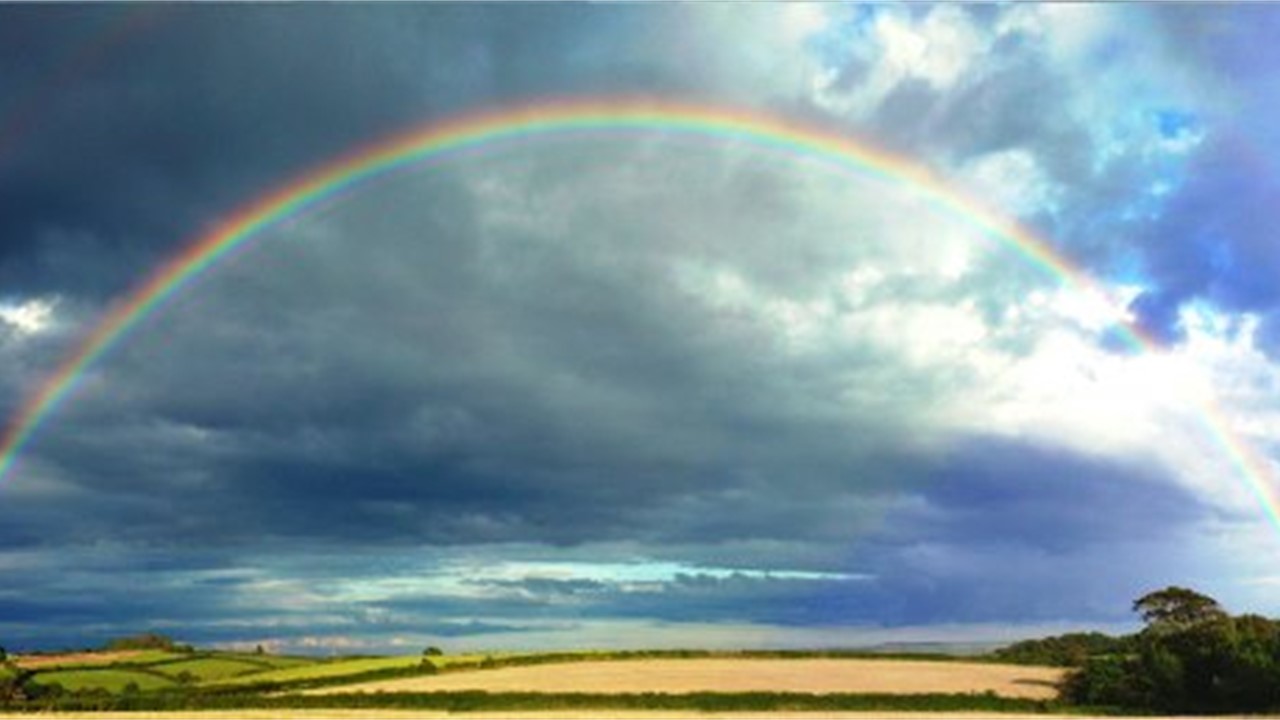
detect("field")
(149, 657), (273, 682)
(215, 654), (317, 669)
(200, 655), (420, 687)
(29, 668), (176, 693)
(4, 648), (1078, 714)
(12, 650), (183, 669)
(11, 650), (330, 693)
(307, 658), (1065, 699)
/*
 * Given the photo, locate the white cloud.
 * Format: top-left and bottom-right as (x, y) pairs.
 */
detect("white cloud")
(885, 6), (984, 91)
(959, 149), (1060, 218)
(778, 3), (828, 44)
(840, 298), (990, 370)
(665, 195), (1280, 524)
(0, 297), (56, 338)
(956, 300), (1280, 518)
(812, 6), (991, 118)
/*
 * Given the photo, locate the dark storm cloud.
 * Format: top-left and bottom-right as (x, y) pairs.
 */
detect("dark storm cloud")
(3, 141), (938, 557)
(0, 434), (1212, 650)
(0, 4), (686, 300)
(1123, 1), (1280, 340)
(1130, 138), (1280, 347)
(821, 437), (1217, 626)
(573, 437), (1210, 627)
(902, 438), (1211, 550)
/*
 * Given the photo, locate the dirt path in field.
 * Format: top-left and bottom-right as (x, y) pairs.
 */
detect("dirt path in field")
(305, 658), (1065, 699)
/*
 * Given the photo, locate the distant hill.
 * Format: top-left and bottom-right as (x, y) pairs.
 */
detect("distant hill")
(863, 641), (1010, 657)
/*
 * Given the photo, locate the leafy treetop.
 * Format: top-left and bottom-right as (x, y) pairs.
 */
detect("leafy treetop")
(1133, 586), (1225, 632)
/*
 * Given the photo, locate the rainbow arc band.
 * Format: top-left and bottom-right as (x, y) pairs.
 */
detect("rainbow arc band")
(1, 99), (1276, 534)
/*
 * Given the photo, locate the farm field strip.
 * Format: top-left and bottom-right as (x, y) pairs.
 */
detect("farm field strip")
(198, 652), (527, 688)
(202, 655), (423, 686)
(149, 657), (272, 681)
(12, 650), (184, 669)
(9, 651), (328, 692)
(31, 668), (176, 693)
(213, 654), (317, 669)
(306, 658), (1065, 699)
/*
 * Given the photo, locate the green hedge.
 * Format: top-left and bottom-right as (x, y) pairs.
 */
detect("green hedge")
(5, 689), (1075, 714)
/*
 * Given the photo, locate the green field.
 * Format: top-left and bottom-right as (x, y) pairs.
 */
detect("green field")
(16, 650), (328, 692)
(32, 668), (175, 693)
(151, 657), (272, 682)
(189, 652), (515, 687)
(202, 655), (423, 687)
(215, 653), (317, 669)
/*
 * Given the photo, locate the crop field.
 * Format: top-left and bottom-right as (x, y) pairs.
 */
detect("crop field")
(12, 651), (331, 693)
(12, 650), (183, 669)
(150, 657), (271, 682)
(215, 654), (317, 669)
(198, 652), (522, 688)
(203, 655), (423, 687)
(32, 668), (176, 693)
(308, 658), (1065, 699)
(5, 649), (1077, 715)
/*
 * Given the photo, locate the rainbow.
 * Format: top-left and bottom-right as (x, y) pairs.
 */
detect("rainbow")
(2, 98), (1277, 534)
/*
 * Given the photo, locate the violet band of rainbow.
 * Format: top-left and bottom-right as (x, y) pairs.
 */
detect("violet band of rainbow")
(2, 98), (1276, 535)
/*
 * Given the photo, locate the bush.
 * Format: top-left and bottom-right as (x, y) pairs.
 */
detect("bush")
(994, 632), (1132, 667)
(1063, 654), (1153, 709)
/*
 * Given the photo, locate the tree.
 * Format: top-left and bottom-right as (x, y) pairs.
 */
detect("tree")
(1064, 587), (1280, 713)
(1133, 586), (1225, 632)
(0, 646), (6, 662)
(1221, 615), (1280, 709)
(105, 632), (179, 651)
(422, 646), (443, 657)
(255, 644), (265, 655)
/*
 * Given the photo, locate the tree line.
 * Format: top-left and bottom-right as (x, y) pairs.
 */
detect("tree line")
(997, 586), (1280, 714)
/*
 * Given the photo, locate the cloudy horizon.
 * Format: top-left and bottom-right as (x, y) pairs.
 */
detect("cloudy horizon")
(2, 3), (1279, 654)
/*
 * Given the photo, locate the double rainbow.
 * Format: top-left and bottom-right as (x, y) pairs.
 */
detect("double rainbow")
(2, 99), (1276, 534)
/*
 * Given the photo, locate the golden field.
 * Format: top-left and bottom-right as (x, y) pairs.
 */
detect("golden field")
(305, 657), (1064, 699)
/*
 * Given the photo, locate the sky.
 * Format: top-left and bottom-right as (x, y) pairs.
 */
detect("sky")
(2, 3), (1280, 654)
